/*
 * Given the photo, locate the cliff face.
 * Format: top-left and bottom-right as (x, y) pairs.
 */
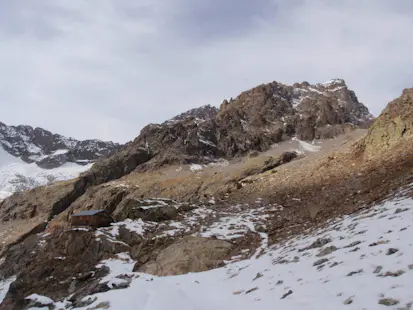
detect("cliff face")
(358, 87), (413, 158)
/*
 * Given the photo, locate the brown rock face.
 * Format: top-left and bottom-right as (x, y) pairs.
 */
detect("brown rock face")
(137, 236), (232, 276)
(358, 87), (413, 158)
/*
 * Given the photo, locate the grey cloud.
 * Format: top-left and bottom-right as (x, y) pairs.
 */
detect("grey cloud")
(168, 0), (278, 41)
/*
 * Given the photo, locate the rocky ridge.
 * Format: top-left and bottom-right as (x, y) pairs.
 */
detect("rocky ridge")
(136, 79), (373, 169)
(0, 122), (121, 169)
(166, 104), (219, 123)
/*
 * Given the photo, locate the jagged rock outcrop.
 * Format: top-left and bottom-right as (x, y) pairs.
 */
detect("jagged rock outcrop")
(357, 87), (413, 158)
(167, 104), (219, 123)
(0, 122), (121, 169)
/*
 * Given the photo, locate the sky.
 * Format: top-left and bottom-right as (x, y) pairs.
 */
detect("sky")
(0, 0), (413, 143)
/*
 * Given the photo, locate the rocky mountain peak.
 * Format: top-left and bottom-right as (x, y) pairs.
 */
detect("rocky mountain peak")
(0, 122), (121, 169)
(167, 104), (219, 123)
(133, 78), (374, 169)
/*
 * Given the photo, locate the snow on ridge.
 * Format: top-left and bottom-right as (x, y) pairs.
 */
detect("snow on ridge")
(51, 149), (69, 156)
(321, 78), (346, 87)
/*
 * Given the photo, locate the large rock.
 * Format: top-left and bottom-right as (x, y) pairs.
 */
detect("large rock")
(359, 87), (413, 158)
(137, 236), (232, 276)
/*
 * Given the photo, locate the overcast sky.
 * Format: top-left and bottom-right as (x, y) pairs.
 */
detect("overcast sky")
(0, 1), (412, 143)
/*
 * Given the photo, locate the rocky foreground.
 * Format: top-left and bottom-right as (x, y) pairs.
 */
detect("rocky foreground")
(2, 183), (412, 309)
(1, 83), (413, 309)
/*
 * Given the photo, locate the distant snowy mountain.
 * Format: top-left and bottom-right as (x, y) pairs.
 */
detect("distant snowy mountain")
(0, 122), (121, 169)
(0, 122), (121, 199)
(0, 146), (92, 200)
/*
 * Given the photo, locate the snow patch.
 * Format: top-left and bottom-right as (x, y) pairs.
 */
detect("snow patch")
(51, 149), (69, 156)
(0, 276), (16, 304)
(96, 253), (135, 287)
(190, 164), (203, 172)
(25, 293), (54, 305)
(199, 139), (217, 148)
(292, 137), (321, 153)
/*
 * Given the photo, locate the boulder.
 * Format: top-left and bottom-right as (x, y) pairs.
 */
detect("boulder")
(137, 236), (232, 276)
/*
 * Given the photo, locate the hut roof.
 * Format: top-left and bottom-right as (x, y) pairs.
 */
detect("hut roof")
(72, 209), (106, 217)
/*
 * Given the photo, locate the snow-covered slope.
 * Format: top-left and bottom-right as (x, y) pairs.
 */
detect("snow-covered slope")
(12, 186), (412, 309)
(0, 146), (92, 200)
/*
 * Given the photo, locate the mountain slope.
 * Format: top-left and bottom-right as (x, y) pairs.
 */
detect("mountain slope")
(1, 178), (412, 309)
